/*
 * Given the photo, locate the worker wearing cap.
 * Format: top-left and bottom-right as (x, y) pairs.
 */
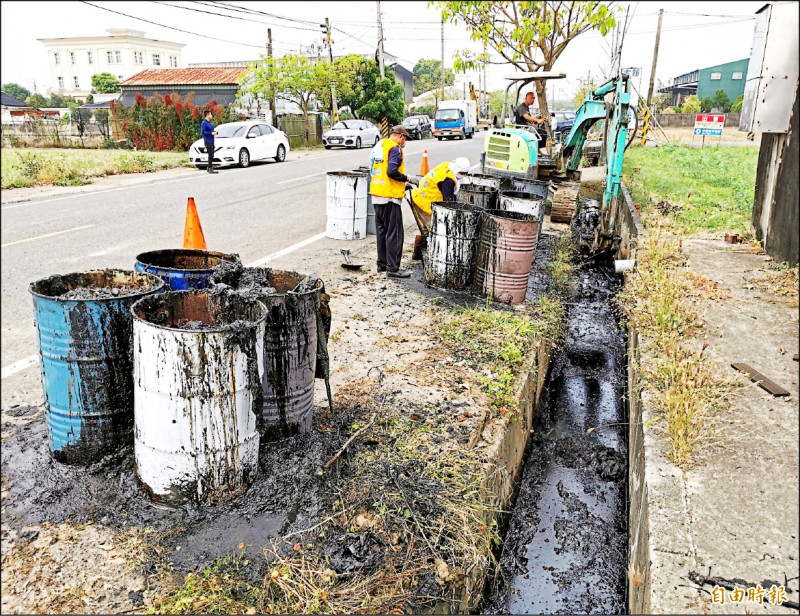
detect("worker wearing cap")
(409, 157), (471, 241)
(370, 125), (418, 278)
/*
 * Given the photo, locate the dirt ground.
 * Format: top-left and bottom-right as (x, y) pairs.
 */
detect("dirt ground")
(1, 217), (565, 613)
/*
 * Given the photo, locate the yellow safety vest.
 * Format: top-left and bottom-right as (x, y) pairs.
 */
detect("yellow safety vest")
(370, 139), (406, 200)
(411, 162), (457, 215)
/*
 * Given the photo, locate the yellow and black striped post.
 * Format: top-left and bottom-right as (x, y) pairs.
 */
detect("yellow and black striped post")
(381, 116), (389, 138)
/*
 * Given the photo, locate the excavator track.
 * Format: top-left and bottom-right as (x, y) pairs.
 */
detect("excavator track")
(549, 181), (581, 223)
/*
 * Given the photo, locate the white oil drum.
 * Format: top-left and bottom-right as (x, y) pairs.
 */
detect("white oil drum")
(326, 171), (368, 240)
(131, 291), (266, 507)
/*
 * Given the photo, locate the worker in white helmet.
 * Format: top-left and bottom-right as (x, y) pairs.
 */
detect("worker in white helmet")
(408, 157), (471, 256)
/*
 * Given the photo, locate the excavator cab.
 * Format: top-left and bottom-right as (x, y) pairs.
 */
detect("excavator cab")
(482, 72), (566, 180)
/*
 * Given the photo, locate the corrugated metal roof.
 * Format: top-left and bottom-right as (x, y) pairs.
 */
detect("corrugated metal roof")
(2, 91), (31, 107)
(118, 67), (247, 87)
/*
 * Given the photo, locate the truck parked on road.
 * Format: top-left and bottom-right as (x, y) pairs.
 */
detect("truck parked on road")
(433, 100), (477, 140)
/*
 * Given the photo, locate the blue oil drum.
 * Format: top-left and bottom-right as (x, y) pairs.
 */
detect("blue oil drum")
(29, 269), (165, 465)
(134, 249), (240, 290)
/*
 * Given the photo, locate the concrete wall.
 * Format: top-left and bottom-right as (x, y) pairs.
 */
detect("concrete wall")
(654, 113), (741, 127)
(446, 341), (553, 613)
(752, 81), (799, 265)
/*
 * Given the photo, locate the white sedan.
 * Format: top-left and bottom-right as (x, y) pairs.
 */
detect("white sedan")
(323, 120), (381, 149)
(189, 121), (289, 169)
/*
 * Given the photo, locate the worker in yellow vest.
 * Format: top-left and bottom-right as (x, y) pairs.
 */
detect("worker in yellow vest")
(409, 157), (471, 241)
(369, 125), (418, 278)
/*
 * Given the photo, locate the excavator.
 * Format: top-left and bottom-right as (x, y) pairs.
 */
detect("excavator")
(481, 71), (635, 252)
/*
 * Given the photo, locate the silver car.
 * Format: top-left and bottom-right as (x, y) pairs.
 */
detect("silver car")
(323, 120), (381, 149)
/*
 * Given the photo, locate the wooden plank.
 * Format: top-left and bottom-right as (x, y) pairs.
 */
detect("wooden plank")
(731, 363), (790, 397)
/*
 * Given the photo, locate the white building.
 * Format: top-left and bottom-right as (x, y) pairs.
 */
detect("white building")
(37, 29), (185, 98)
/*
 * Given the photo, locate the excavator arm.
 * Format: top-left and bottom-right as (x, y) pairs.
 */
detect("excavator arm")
(556, 74), (633, 252)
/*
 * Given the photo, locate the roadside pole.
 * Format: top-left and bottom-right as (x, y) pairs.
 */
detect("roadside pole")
(322, 18), (339, 125)
(376, 0), (387, 137)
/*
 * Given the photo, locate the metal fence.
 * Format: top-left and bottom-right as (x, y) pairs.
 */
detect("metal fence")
(276, 114), (323, 149)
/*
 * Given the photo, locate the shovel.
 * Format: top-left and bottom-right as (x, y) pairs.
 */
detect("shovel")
(340, 249), (364, 271)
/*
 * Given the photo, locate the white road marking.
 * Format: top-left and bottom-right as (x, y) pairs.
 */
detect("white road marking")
(1, 355), (39, 379)
(245, 231), (328, 267)
(2, 224), (95, 248)
(277, 172), (327, 185)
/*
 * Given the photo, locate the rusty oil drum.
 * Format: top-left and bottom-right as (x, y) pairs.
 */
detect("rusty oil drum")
(423, 202), (482, 291)
(472, 209), (540, 305)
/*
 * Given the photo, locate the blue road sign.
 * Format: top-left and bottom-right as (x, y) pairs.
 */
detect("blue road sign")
(694, 128), (723, 136)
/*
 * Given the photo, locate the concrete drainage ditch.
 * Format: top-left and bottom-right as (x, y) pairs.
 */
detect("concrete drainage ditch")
(482, 237), (628, 614)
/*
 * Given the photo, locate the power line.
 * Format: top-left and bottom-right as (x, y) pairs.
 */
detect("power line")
(79, 1), (265, 48)
(197, 1), (319, 27)
(152, 0), (321, 32)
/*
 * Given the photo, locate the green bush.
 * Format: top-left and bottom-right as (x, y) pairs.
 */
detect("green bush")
(17, 152), (44, 179)
(681, 96), (701, 114)
(731, 95), (743, 113)
(117, 152), (156, 173)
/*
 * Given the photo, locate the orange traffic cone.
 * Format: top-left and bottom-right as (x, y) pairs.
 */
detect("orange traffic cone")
(419, 149), (430, 176)
(183, 197), (207, 250)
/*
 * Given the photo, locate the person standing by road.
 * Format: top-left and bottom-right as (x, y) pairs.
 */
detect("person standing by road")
(201, 109), (218, 174)
(409, 157), (471, 241)
(369, 125), (418, 278)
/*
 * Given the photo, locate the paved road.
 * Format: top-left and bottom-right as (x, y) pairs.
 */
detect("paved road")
(1, 132), (488, 406)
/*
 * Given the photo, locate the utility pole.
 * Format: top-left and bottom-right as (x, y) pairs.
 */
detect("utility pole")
(376, 1), (385, 79)
(267, 28), (276, 124)
(322, 18), (339, 124)
(440, 19), (445, 102)
(646, 8), (663, 109)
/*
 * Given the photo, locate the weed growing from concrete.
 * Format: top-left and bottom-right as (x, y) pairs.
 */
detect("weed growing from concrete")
(437, 233), (572, 418)
(617, 234), (735, 468)
(746, 263), (799, 308)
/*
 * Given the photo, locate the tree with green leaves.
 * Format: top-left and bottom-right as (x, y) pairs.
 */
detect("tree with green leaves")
(91, 72), (120, 94)
(355, 71), (405, 126)
(700, 97), (713, 113)
(315, 55), (364, 113)
(2, 82), (31, 101)
(412, 59), (455, 103)
(245, 54), (329, 144)
(337, 60), (405, 126)
(681, 95), (701, 114)
(435, 1), (618, 129)
(25, 93), (48, 108)
(711, 89), (730, 112)
(731, 95), (743, 113)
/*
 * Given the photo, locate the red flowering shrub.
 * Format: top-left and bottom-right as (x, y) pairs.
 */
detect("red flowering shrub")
(112, 91), (219, 151)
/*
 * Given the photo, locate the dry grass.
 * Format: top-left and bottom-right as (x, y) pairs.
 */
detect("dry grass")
(746, 265), (799, 308)
(617, 233), (738, 468)
(150, 236), (574, 615)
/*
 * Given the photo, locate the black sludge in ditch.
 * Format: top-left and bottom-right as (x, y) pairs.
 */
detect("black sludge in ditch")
(485, 243), (628, 614)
